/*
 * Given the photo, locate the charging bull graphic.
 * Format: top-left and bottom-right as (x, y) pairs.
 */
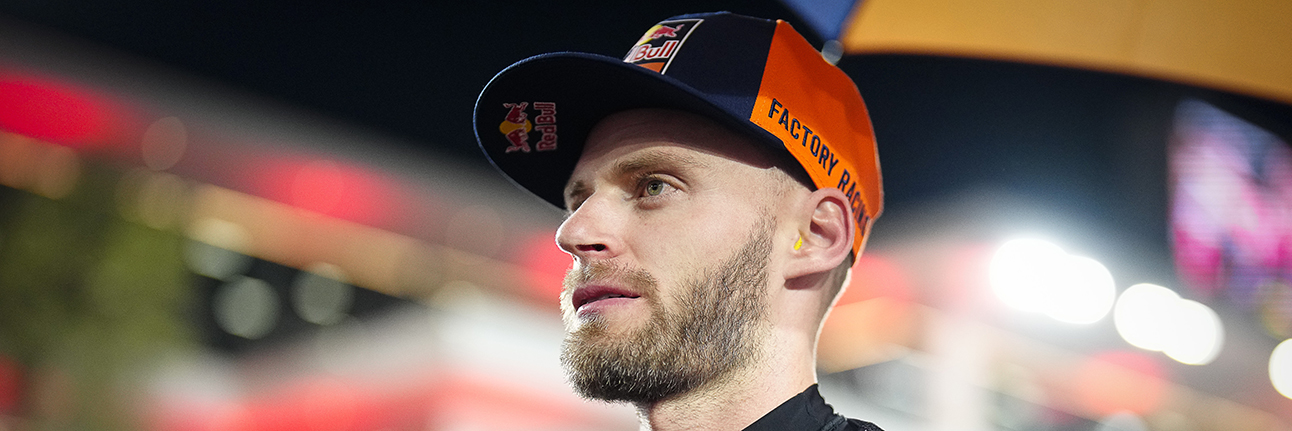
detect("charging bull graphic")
(625, 18), (703, 73)
(498, 102), (558, 154)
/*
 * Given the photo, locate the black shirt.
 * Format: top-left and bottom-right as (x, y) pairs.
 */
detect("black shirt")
(742, 385), (884, 431)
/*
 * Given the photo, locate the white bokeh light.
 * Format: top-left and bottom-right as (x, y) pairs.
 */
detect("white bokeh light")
(1114, 284), (1181, 352)
(1047, 256), (1116, 324)
(1164, 299), (1224, 365)
(991, 239), (1067, 313)
(1115, 283), (1224, 365)
(990, 239), (1114, 324)
(1272, 339), (1292, 399)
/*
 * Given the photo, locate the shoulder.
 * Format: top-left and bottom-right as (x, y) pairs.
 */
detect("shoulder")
(842, 418), (885, 431)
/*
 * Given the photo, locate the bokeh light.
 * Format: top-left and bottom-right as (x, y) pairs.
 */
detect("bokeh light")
(31, 144), (80, 200)
(0, 132), (38, 189)
(1163, 300), (1223, 365)
(290, 159), (347, 216)
(1095, 411), (1148, 431)
(255, 157), (398, 226)
(1048, 256), (1116, 324)
(141, 116), (187, 171)
(1075, 351), (1167, 416)
(518, 230), (568, 302)
(0, 354), (21, 413)
(1114, 283), (1224, 365)
(839, 253), (915, 306)
(0, 75), (127, 148)
(1269, 338), (1292, 399)
(1257, 280), (1292, 338)
(0, 132), (81, 199)
(1115, 284), (1182, 352)
(991, 238), (1066, 313)
(185, 217), (253, 280)
(136, 171), (188, 229)
(292, 263), (353, 326)
(213, 276), (280, 339)
(991, 239), (1115, 324)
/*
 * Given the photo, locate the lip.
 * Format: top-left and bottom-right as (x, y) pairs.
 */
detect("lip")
(571, 284), (642, 311)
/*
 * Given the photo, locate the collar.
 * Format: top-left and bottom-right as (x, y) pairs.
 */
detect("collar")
(741, 384), (839, 431)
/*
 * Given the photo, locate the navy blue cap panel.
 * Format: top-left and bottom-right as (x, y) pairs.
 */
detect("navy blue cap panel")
(474, 53), (773, 209)
(660, 14), (776, 118)
(475, 12), (799, 212)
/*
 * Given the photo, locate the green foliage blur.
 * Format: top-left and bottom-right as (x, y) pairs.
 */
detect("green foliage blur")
(0, 162), (195, 430)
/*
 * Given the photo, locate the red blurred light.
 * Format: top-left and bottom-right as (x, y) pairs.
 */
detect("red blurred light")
(245, 378), (363, 431)
(837, 254), (912, 307)
(941, 243), (995, 311)
(1073, 350), (1168, 416)
(0, 72), (132, 148)
(519, 230), (568, 302)
(0, 354), (21, 413)
(256, 158), (398, 226)
(144, 370), (627, 431)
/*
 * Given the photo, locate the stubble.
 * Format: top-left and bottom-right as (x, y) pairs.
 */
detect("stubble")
(559, 217), (774, 404)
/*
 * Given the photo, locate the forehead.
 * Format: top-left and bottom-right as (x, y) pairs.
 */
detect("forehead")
(576, 109), (775, 173)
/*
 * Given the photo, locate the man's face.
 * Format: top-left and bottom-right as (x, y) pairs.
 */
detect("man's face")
(555, 109), (787, 403)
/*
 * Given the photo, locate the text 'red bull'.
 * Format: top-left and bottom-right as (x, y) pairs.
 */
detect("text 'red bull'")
(627, 40), (680, 63)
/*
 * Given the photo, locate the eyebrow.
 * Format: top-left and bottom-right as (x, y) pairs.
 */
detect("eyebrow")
(563, 150), (710, 206)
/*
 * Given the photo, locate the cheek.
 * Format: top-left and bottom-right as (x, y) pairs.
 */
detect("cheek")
(628, 204), (755, 271)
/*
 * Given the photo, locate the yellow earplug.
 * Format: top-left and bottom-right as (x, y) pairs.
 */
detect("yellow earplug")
(793, 234), (803, 251)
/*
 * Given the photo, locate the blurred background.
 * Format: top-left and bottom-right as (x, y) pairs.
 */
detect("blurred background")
(0, 1), (1289, 430)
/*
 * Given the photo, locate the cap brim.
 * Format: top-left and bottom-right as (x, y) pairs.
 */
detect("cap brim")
(474, 52), (780, 210)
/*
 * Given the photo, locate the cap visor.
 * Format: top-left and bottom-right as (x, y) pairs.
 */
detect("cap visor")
(474, 52), (776, 209)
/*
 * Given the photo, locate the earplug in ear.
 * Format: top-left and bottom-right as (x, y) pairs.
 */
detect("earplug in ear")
(793, 234), (804, 251)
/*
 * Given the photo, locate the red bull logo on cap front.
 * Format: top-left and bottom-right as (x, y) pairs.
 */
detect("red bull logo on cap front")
(625, 18), (702, 74)
(498, 101), (558, 154)
(637, 24), (683, 43)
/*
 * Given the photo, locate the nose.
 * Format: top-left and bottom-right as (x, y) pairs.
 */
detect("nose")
(556, 194), (622, 262)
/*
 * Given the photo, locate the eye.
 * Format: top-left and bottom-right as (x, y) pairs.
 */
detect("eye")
(644, 179), (666, 197)
(632, 174), (679, 205)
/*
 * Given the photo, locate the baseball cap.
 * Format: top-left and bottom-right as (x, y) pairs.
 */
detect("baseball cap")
(474, 11), (882, 257)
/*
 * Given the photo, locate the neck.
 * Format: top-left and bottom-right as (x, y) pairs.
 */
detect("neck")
(633, 327), (818, 431)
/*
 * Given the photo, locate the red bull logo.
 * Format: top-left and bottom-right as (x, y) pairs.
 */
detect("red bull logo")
(638, 24), (683, 43)
(625, 18), (703, 74)
(503, 101), (528, 124)
(651, 24), (681, 38)
(498, 101), (558, 154)
(627, 40), (679, 63)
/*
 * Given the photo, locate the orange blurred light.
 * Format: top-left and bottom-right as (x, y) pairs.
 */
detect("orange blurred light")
(837, 253), (913, 307)
(821, 253), (920, 372)
(818, 297), (919, 373)
(1073, 350), (1168, 417)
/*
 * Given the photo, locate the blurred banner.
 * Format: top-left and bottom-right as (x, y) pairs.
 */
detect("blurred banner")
(784, 0), (1292, 105)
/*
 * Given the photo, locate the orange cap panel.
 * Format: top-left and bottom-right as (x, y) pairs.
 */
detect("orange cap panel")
(750, 21), (883, 257)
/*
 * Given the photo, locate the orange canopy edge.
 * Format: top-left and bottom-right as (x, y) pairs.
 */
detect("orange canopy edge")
(841, 0), (1292, 106)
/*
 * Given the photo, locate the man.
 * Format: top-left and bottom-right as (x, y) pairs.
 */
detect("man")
(474, 12), (884, 431)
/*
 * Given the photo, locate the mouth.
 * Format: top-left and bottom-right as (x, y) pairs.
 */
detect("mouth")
(572, 285), (642, 310)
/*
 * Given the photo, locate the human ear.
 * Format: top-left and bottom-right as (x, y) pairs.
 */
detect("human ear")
(784, 187), (854, 280)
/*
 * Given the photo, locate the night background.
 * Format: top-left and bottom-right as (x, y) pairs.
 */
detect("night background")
(0, 1), (1289, 430)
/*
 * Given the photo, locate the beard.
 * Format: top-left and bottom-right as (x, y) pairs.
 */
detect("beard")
(558, 218), (773, 404)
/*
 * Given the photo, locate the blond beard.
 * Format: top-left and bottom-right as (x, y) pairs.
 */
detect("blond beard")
(558, 217), (773, 404)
